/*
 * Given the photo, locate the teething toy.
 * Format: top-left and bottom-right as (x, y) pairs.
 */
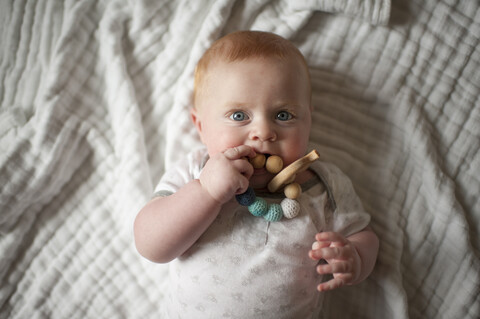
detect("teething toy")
(236, 150), (320, 221)
(268, 150), (320, 193)
(284, 182), (302, 199)
(265, 155), (283, 174)
(250, 154), (266, 169)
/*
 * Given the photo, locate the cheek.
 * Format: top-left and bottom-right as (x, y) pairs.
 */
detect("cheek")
(281, 129), (310, 164)
(202, 127), (246, 155)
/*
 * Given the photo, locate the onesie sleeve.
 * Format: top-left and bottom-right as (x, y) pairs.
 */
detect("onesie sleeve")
(153, 147), (208, 198)
(310, 161), (371, 237)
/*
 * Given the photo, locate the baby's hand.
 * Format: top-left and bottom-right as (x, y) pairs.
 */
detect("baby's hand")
(308, 232), (362, 292)
(199, 145), (255, 204)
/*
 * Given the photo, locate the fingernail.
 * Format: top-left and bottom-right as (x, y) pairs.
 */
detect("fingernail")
(312, 242), (321, 250)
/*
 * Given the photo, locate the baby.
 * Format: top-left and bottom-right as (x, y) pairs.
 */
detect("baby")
(134, 31), (379, 318)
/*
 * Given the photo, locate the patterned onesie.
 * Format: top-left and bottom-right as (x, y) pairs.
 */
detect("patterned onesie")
(154, 147), (370, 318)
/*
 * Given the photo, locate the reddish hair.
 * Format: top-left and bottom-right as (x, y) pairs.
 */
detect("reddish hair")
(193, 30), (311, 107)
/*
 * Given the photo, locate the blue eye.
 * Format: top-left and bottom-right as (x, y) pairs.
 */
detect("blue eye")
(230, 111), (248, 121)
(276, 111), (293, 121)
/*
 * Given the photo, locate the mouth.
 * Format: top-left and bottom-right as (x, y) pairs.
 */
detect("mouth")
(253, 166), (269, 175)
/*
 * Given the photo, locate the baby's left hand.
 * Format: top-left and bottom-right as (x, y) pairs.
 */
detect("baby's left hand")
(308, 232), (361, 291)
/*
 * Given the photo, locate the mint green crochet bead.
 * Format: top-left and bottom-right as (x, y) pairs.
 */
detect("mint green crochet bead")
(264, 203), (283, 222)
(248, 198), (268, 217)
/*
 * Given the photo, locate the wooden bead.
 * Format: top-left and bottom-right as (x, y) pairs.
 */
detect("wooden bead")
(284, 182), (302, 199)
(249, 154), (266, 169)
(265, 155), (283, 174)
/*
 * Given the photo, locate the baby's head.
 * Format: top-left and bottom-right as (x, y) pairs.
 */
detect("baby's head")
(193, 31), (311, 107)
(191, 31), (312, 189)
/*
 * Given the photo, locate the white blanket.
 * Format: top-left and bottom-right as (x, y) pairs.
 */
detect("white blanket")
(1, 0), (478, 318)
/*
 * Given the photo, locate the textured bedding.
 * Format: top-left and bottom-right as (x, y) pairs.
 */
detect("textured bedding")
(0, 0), (478, 318)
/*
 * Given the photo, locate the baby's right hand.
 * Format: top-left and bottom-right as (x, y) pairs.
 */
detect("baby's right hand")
(199, 145), (255, 204)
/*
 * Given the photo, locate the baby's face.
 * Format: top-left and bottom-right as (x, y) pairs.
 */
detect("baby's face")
(192, 56), (312, 189)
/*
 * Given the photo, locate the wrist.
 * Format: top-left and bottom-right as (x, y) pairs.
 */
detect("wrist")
(350, 244), (364, 285)
(195, 179), (227, 206)
(349, 229), (379, 285)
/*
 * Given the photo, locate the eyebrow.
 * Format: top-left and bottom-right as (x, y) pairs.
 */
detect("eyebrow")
(225, 100), (305, 108)
(225, 101), (249, 108)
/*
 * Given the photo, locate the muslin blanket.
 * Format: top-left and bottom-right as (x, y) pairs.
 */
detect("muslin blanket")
(1, 0), (478, 318)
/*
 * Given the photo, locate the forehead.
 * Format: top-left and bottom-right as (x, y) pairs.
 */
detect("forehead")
(195, 56), (311, 110)
(215, 58), (303, 87)
(210, 53), (306, 74)
(205, 55), (309, 90)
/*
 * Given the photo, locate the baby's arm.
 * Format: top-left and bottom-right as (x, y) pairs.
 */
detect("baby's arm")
(308, 227), (379, 291)
(134, 146), (255, 263)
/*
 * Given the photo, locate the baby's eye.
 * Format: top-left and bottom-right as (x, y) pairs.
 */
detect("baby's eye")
(276, 111), (293, 121)
(230, 111), (249, 121)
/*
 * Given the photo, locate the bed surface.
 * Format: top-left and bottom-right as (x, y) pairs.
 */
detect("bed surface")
(1, 0), (479, 318)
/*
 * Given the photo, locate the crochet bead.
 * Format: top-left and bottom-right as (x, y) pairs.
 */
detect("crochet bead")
(236, 187), (256, 206)
(264, 203), (283, 222)
(281, 198), (300, 219)
(265, 155), (283, 174)
(248, 198), (268, 217)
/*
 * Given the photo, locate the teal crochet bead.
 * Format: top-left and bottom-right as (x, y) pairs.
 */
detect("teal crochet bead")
(264, 203), (283, 222)
(248, 198), (268, 217)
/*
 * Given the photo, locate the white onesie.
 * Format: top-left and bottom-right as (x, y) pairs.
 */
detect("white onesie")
(154, 147), (370, 318)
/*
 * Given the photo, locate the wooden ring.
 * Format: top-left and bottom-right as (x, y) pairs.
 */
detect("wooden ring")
(267, 150), (320, 193)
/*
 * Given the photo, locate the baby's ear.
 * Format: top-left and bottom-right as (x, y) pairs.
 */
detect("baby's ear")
(190, 107), (202, 133)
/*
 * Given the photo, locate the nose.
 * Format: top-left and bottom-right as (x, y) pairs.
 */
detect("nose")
(249, 118), (277, 142)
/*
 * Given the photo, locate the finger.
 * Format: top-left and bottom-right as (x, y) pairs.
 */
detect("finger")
(234, 175), (251, 195)
(231, 163), (254, 194)
(233, 158), (254, 180)
(317, 277), (347, 292)
(311, 241), (331, 250)
(309, 247), (350, 260)
(315, 232), (348, 244)
(316, 261), (353, 275)
(224, 145), (255, 160)
(309, 242), (331, 260)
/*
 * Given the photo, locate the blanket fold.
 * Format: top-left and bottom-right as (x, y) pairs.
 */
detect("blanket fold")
(1, 0), (478, 318)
